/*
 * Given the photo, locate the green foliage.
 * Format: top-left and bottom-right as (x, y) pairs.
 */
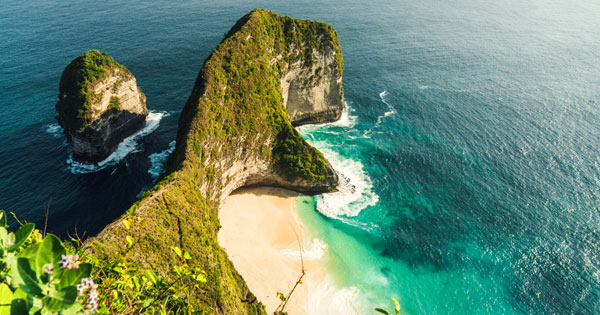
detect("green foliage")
(56, 50), (131, 131)
(375, 297), (401, 315)
(170, 8), (340, 183)
(108, 96), (120, 111)
(0, 210), (93, 314)
(85, 8), (342, 315)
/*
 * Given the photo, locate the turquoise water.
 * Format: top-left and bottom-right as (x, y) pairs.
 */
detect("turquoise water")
(2, 0), (600, 314)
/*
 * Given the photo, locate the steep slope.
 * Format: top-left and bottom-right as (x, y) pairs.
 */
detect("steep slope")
(56, 50), (148, 162)
(87, 9), (343, 313)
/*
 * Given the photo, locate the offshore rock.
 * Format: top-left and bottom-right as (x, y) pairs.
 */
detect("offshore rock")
(56, 50), (148, 162)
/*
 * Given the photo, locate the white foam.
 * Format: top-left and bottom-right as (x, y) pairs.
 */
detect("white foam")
(364, 90), (397, 138)
(282, 238), (328, 261)
(67, 111), (168, 174)
(44, 123), (63, 138)
(379, 90), (397, 120)
(148, 140), (176, 180)
(307, 277), (362, 315)
(297, 102), (358, 135)
(310, 142), (379, 218)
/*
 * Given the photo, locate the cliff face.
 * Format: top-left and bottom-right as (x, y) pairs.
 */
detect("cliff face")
(281, 42), (344, 126)
(56, 51), (148, 162)
(88, 9), (343, 314)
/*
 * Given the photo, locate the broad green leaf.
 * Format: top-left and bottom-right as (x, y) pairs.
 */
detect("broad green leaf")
(43, 286), (77, 312)
(374, 308), (390, 315)
(56, 301), (83, 315)
(16, 243), (39, 260)
(35, 234), (65, 275)
(183, 251), (192, 260)
(58, 263), (91, 289)
(123, 219), (131, 230)
(0, 227), (7, 248)
(10, 299), (27, 315)
(392, 297), (401, 314)
(8, 223), (34, 252)
(30, 297), (42, 314)
(16, 258), (43, 298)
(0, 210), (6, 228)
(171, 246), (182, 258)
(0, 283), (13, 315)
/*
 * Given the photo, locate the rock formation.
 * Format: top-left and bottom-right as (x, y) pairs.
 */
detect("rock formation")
(88, 9), (343, 314)
(56, 50), (148, 162)
(281, 39), (344, 126)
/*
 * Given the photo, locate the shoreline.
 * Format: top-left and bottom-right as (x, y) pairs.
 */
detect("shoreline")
(218, 186), (325, 314)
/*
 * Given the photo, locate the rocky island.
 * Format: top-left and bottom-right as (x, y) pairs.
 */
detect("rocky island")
(56, 50), (148, 162)
(85, 9), (344, 313)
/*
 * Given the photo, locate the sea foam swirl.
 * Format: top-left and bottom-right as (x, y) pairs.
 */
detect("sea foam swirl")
(311, 143), (379, 218)
(148, 140), (176, 180)
(66, 111), (168, 174)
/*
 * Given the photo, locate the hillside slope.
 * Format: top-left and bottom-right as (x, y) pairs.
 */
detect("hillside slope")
(87, 9), (343, 313)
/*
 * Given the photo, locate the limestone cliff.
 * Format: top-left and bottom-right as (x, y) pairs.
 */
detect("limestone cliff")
(87, 9), (343, 314)
(281, 38), (344, 126)
(56, 50), (148, 162)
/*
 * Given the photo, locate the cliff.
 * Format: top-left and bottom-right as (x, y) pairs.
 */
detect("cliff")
(281, 31), (344, 126)
(87, 9), (343, 313)
(56, 50), (148, 162)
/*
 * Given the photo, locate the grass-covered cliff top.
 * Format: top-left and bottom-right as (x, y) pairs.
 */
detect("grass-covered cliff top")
(56, 50), (132, 131)
(87, 9), (343, 314)
(170, 8), (343, 182)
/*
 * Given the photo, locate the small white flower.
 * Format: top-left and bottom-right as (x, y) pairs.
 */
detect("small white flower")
(58, 254), (79, 270)
(43, 264), (54, 275)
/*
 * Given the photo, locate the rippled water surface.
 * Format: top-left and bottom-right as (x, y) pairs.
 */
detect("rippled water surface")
(1, 0), (599, 313)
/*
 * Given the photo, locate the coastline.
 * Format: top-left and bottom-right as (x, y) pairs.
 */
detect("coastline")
(218, 187), (325, 314)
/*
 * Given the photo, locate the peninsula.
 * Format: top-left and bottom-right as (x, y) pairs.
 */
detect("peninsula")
(87, 9), (344, 313)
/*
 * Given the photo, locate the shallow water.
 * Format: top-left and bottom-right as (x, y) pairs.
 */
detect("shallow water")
(2, 0), (600, 313)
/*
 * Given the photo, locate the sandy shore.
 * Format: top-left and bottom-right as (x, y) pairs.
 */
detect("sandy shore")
(218, 186), (324, 314)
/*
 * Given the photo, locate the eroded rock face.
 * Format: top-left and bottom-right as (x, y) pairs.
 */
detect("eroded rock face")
(281, 45), (344, 126)
(88, 10), (344, 314)
(56, 51), (148, 162)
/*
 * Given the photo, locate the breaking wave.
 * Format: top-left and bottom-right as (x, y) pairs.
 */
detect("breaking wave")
(67, 111), (168, 174)
(148, 140), (176, 180)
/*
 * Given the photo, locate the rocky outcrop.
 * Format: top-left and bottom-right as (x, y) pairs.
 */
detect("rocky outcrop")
(88, 9), (343, 314)
(56, 50), (148, 162)
(281, 43), (344, 126)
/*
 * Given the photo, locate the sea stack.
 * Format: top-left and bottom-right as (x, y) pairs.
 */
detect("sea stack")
(55, 50), (148, 162)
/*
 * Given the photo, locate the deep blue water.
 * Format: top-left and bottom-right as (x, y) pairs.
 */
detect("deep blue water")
(1, 0), (600, 314)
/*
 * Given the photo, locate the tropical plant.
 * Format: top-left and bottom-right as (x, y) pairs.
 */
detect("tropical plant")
(0, 210), (96, 314)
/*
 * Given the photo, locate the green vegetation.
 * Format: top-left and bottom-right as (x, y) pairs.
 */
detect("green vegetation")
(375, 297), (401, 315)
(108, 96), (120, 111)
(56, 50), (131, 131)
(0, 210), (214, 314)
(0, 210), (94, 314)
(44, 8), (343, 314)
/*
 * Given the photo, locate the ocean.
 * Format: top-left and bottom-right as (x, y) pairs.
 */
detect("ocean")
(1, 0), (599, 314)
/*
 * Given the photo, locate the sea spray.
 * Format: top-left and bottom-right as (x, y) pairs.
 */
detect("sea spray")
(307, 276), (363, 315)
(148, 140), (176, 180)
(67, 111), (168, 174)
(297, 103), (379, 219)
(44, 124), (63, 138)
(364, 90), (397, 137)
(304, 141), (379, 219)
(298, 102), (357, 135)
